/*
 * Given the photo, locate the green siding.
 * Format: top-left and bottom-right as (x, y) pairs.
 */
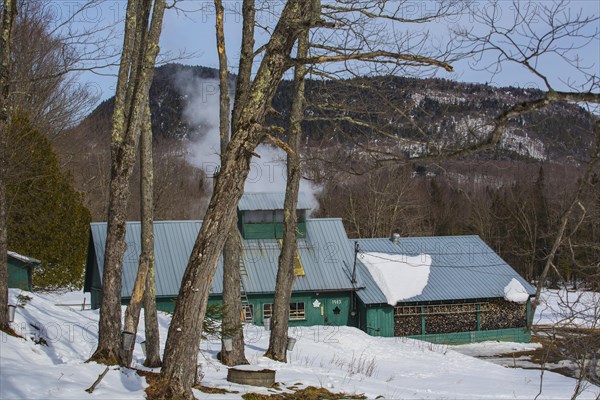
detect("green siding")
(8, 262), (31, 290)
(242, 223), (307, 239)
(244, 292), (351, 327)
(239, 210), (307, 239)
(362, 301), (532, 344)
(408, 328), (531, 344)
(364, 305), (394, 337)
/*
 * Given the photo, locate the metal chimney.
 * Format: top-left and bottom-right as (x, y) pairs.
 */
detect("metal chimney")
(390, 233), (401, 244)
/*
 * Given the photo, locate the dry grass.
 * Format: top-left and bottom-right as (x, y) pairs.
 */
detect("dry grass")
(242, 386), (366, 400)
(194, 385), (239, 394)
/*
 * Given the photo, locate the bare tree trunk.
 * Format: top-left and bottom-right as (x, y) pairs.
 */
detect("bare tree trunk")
(265, 28), (309, 362)
(221, 224), (248, 365)
(121, 99), (158, 366)
(142, 105), (161, 368)
(90, 0), (166, 365)
(231, 0), (255, 132)
(143, 255), (162, 367)
(150, 1), (315, 398)
(213, 0), (249, 367)
(0, 0), (17, 332)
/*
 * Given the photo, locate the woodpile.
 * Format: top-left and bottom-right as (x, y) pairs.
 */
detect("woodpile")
(394, 314), (421, 336)
(480, 300), (526, 330)
(393, 300), (527, 336)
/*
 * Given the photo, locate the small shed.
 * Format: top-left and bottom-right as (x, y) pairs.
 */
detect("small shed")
(351, 235), (536, 344)
(7, 251), (40, 291)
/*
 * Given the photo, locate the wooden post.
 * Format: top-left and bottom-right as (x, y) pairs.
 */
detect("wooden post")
(420, 306), (426, 335)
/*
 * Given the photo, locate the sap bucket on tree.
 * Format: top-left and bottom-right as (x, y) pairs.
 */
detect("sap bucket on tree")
(121, 331), (135, 352)
(7, 305), (16, 323)
(287, 337), (297, 351)
(223, 336), (233, 351)
(140, 340), (147, 357)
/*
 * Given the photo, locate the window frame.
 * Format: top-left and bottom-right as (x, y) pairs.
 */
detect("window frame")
(263, 303), (273, 321)
(289, 302), (306, 321)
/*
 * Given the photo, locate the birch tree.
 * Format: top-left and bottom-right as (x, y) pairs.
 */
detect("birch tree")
(89, 0), (166, 365)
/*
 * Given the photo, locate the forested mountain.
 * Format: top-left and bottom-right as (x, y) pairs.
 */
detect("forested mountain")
(54, 63), (599, 288)
(78, 63), (595, 161)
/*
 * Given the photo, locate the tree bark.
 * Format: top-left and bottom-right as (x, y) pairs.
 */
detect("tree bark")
(265, 28), (309, 362)
(90, 0), (166, 365)
(0, 0), (17, 332)
(120, 99), (158, 366)
(231, 0), (255, 131)
(142, 105), (161, 368)
(150, 1), (314, 398)
(221, 222), (248, 366)
(214, 0), (249, 367)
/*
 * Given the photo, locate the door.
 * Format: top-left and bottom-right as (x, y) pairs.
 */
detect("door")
(325, 297), (349, 326)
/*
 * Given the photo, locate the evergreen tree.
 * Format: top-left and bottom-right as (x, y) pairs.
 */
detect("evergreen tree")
(7, 113), (91, 290)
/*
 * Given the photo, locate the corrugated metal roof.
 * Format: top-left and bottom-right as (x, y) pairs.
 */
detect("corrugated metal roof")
(238, 192), (312, 210)
(7, 251), (40, 266)
(88, 218), (357, 298)
(354, 236), (536, 305)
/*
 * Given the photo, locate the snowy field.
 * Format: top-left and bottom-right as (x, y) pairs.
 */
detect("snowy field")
(1, 289), (599, 399)
(533, 289), (599, 328)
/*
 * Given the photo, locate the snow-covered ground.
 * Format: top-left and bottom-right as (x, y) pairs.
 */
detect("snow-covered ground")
(1, 289), (598, 399)
(533, 289), (599, 328)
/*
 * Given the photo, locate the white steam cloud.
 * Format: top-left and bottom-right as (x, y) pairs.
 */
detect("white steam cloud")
(175, 71), (321, 213)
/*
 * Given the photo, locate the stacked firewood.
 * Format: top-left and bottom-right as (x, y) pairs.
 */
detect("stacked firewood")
(480, 300), (526, 330)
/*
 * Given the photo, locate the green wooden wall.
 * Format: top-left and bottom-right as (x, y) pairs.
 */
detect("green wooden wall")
(238, 211), (307, 239)
(8, 260), (31, 290)
(361, 299), (532, 344)
(130, 291), (355, 328)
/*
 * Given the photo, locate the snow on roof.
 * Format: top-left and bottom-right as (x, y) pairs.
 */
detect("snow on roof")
(7, 251), (40, 265)
(503, 278), (529, 303)
(358, 252), (432, 306)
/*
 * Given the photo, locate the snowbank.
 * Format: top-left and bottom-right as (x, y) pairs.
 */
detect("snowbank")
(1, 289), (598, 399)
(359, 252), (432, 305)
(504, 278), (529, 303)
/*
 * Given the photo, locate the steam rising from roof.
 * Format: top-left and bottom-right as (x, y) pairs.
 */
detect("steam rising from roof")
(174, 71), (321, 213)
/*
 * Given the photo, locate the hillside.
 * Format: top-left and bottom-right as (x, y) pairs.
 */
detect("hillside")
(53, 64), (598, 227)
(75, 64), (595, 161)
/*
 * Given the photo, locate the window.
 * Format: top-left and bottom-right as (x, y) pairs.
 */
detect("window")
(263, 303), (273, 321)
(245, 210), (273, 224)
(241, 304), (254, 322)
(274, 210), (284, 223)
(263, 302), (306, 321)
(289, 302), (306, 320)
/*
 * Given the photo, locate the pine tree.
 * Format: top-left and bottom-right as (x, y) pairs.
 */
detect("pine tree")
(7, 113), (91, 290)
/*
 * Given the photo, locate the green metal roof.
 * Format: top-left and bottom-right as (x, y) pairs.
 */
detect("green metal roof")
(87, 218), (357, 299)
(238, 192), (312, 211)
(353, 236), (536, 305)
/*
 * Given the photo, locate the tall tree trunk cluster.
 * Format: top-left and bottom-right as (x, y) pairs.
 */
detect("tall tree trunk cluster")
(0, 0), (17, 332)
(149, 1), (318, 398)
(90, 0), (166, 365)
(121, 103), (162, 367)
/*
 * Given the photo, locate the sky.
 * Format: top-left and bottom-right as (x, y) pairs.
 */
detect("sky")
(54, 0), (599, 104)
